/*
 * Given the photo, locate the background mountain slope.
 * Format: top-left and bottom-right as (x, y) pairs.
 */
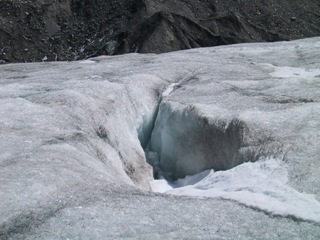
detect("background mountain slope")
(1, 37), (320, 239)
(0, 0), (319, 63)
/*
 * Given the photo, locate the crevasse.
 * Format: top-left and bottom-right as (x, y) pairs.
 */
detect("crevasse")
(137, 85), (259, 180)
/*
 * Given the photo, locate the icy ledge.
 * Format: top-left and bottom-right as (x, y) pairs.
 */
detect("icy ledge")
(151, 158), (320, 223)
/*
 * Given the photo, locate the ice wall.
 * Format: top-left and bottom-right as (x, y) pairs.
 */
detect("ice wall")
(148, 101), (253, 179)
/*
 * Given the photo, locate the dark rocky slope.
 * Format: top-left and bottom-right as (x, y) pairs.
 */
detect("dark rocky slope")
(0, 0), (319, 63)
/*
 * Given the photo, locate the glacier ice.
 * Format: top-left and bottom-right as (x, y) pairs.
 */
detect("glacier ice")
(1, 37), (320, 239)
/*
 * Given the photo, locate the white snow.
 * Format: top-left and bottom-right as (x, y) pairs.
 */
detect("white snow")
(162, 83), (179, 97)
(260, 63), (320, 78)
(151, 158), (320, 223)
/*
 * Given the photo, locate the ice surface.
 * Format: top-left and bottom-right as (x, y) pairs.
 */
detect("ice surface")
(1, 37), (320, 239)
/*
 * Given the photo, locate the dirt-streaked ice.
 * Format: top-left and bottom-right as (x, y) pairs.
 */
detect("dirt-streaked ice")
(1, 37), (320, 239)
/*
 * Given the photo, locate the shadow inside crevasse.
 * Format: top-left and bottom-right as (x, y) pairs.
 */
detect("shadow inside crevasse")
(138, 100), (260, 182)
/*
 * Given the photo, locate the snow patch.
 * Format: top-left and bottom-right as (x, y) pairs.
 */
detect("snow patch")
(151, 158), (320, 223)
(162, 83), (179, 97)
(261, 63), (320, 78)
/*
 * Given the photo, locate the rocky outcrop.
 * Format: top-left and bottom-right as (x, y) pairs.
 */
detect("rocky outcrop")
(0, 0), (320, 63)
(0, 0), (144, 62)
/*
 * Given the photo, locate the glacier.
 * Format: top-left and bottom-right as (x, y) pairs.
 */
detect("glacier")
(1, 37), (320, 239)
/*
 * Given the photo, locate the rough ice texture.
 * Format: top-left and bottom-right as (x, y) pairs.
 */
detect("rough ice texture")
(1, 37), (320, 239)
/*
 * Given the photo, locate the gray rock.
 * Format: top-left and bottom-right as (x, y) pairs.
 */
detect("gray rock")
(0, 0), (320, 63)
